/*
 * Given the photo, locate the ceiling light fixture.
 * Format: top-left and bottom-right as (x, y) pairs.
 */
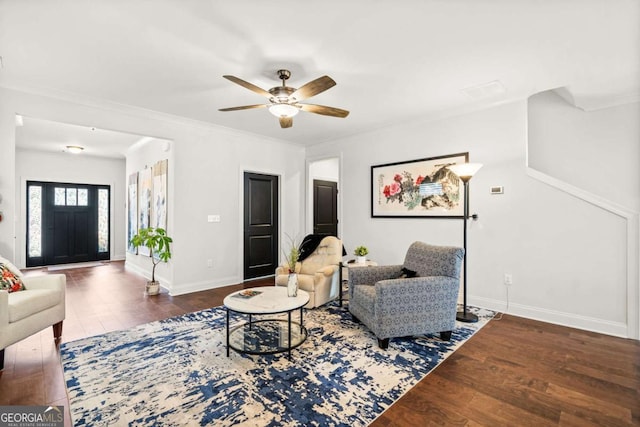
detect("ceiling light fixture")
(461, 80), (506, 100)
(268, 103), (299, 118)
(66, 145), (84, 154)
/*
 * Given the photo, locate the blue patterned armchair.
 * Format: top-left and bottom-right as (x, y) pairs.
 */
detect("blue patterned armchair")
(348, 242), (464, 349)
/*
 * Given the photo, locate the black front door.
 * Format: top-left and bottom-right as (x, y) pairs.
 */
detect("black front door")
(243, 172), (279, 279)
(26, 181), (110, 267)
(49, 191), (92, 265)
(313, 179), (338, 237)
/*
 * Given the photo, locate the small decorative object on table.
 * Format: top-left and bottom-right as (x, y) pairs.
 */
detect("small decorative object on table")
(354, 245), (369, 264)
(232, 290), (262, 299)
(283, 235), (300, 297)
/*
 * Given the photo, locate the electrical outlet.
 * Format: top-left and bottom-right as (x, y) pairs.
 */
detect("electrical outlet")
(207, 259), (213, 268)
(504, 273), (513, 286)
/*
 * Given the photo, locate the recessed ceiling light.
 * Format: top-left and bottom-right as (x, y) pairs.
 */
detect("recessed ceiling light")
(462, 80), (506, 100)
(66, 145), (84, 154)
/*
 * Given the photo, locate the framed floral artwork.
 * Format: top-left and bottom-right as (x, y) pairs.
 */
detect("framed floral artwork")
(371, 152), (469, 218)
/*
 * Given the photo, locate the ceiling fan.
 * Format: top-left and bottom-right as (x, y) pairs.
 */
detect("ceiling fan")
(219, 69), (349, 128)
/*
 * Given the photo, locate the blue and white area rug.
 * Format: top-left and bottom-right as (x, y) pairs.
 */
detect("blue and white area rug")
(61, 303), (494, 426)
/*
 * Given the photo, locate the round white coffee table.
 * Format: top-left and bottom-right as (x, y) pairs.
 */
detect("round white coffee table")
(223, 286), (310, 358)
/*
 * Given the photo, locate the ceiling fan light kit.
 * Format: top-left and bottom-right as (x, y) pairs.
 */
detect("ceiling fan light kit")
(220, 69), (349, 128)
(269, 103), (299, 118)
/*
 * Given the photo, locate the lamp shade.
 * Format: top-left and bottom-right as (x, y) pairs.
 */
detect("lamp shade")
(268, 103), (299, 118)
(448, 162), (483, 181)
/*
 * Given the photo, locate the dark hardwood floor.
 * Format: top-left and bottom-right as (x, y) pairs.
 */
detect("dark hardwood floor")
(1, 261), (638, 426)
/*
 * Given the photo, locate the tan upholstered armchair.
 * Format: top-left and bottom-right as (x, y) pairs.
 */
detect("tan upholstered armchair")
(0, 256), (66, 370)
(275, 235), (342, 308)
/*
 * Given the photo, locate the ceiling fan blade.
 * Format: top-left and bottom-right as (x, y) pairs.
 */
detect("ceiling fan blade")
(291, 76), (336, 101)
(223, 75), (272, 98)
(218, 104), (267, 112)
(279, 117), (293, 128)
(298, 104), (350, 118)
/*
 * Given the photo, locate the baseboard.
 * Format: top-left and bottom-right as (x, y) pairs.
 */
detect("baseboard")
(124, 261), (262, 297)
(124, 261), (148, 278)
(168, 276), (244, 296)
(471, 296), (629, 339)
(124, 261), (174, 294)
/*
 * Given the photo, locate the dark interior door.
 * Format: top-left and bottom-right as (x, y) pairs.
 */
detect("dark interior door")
(313, 179), (338, 236)
(243, 172), (279, 279)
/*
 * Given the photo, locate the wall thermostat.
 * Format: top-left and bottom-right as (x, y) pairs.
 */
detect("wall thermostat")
(490, 186), (504, 194)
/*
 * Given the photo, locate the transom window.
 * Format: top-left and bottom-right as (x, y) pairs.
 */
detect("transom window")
(54, 187), (89, 206)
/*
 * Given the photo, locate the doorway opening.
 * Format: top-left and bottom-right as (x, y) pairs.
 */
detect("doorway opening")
(308, 157), (340, 238)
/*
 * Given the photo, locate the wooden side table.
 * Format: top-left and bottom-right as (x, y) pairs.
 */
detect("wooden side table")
(338, 260), (378, 306)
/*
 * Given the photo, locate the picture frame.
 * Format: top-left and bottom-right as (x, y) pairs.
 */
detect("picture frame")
(137, 167), (153, 256)
(371, 152), (469, 218)
(127, 172), (138, 254)
(152, 159), (168, 231)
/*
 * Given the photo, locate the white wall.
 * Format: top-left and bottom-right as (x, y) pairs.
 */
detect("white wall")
(124, 138), (174, 286)
(2, 85), (637, 338)
(528, 90), (640, 212)
(307, 99), (639, 339)
(0, 87), (305, 296)
(15, 149), (127, 266)
(309, 158), (339, 182)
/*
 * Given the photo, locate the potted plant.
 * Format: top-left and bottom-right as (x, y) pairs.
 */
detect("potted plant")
(130, 227), (173, 295)
(354, 245), (369, 264)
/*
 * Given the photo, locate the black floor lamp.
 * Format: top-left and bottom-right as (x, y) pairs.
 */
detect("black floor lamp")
(447, 162), (482, 323)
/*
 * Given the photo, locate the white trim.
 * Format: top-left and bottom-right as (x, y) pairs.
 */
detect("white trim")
(525, 168), (636, 219)
(472, 296), (629, 338)
(525, 118), (640, 339)
(523, 108), (640, 339)
(167, 275), (243, 297)
(124, 260), (172, 292)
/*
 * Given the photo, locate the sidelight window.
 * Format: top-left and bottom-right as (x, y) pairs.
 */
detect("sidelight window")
(28, 184), (42, 257)
(98, 188), (109, 253)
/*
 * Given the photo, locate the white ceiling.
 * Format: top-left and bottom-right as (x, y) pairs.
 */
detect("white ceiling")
(1, 0), (638, 151)
(15, 116), (150, 159)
